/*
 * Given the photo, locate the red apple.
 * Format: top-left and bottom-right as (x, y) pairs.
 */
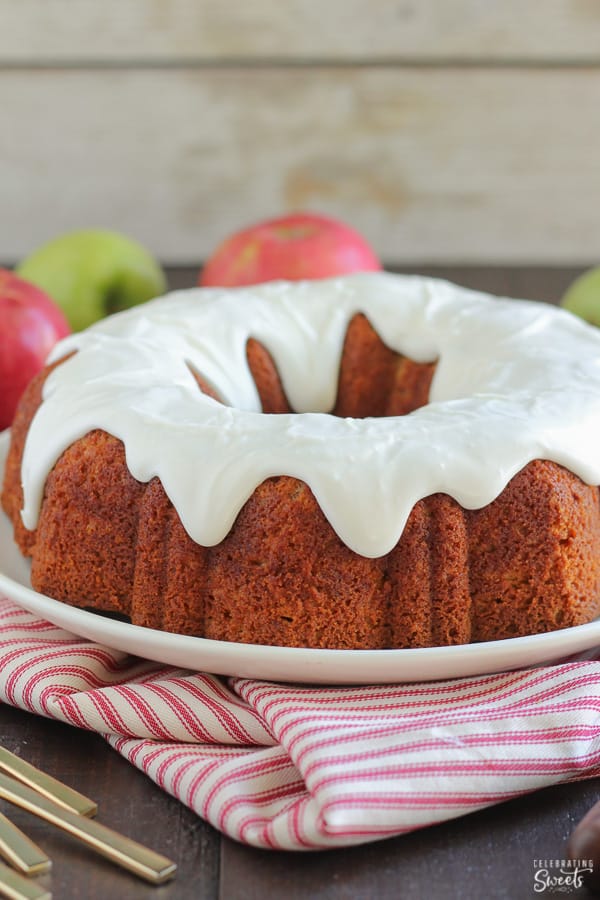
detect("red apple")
(199, 212), (382, 287)
(0, 269), (71, 430)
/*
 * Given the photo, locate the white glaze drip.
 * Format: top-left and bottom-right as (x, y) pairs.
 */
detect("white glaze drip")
(20, 272), (600, 558)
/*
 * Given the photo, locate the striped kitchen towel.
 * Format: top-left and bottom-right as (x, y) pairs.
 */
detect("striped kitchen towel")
(2, 595), (600, 851)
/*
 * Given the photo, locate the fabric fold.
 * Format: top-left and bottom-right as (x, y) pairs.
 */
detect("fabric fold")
(2, 596), (600, 851)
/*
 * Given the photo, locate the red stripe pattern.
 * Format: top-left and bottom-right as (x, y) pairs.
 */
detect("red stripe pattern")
(2, 596), (600, 850)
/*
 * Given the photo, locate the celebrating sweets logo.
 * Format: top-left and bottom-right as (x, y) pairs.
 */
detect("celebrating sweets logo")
(533, 859), (593, 893)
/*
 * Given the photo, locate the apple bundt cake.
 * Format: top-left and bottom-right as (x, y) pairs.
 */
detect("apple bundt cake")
(3, 273), (600, 649)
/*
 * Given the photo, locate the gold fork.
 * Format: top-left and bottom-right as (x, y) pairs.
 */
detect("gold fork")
(0, 748), (96, 819)
(0, 747), (176, 890)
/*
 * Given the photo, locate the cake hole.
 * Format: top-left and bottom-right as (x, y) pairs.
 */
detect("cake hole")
(187, 315), (437, 418)
(245, 314), (438, 419)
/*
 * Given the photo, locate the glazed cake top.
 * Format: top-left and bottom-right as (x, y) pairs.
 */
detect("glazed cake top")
(20, 272), (600, 558)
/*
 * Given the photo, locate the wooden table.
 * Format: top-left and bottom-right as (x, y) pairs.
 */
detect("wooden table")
(2, 267), (599, 900)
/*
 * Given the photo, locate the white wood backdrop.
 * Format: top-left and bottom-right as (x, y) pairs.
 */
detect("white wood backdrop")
(1, 1), (600, 265)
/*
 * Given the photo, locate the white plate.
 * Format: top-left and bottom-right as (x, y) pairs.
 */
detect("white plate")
(2, 429), (600, 684)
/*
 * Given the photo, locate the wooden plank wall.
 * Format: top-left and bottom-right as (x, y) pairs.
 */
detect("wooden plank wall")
(1, 1), (600, 266)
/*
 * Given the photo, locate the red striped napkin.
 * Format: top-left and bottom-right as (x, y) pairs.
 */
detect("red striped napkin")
(2, 595), (600, 851)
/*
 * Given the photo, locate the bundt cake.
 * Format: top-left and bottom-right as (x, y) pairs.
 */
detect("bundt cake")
(3, 272), (600, 650)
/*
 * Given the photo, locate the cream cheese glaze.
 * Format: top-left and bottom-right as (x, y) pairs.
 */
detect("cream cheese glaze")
(20, 272), (600, 558)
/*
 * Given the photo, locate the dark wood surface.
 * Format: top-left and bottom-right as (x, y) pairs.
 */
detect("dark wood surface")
(2, 266), (599, 900)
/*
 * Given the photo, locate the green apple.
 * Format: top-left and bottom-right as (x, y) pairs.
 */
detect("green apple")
(561, 267), (600, 327)
(17, 229), (167, 332)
